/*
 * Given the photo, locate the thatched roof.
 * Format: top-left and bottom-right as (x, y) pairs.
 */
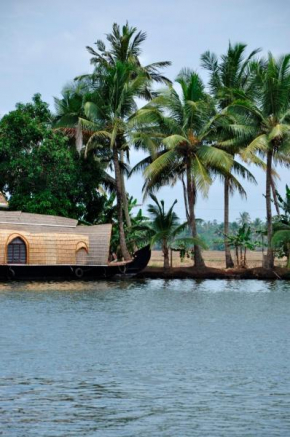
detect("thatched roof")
(0, 211), (77, 227)
(0, 193), (8, 209)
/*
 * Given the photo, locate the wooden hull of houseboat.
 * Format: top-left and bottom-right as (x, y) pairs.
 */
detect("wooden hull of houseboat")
(0, 245), (151, 281)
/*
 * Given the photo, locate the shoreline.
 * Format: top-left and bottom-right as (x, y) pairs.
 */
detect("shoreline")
(137, 266), (290, 280)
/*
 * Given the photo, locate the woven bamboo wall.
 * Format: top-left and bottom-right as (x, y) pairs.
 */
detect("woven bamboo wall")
(0, 230), (89, 265)
(0, 212), (112, 266)
(75, 225), (112, 265)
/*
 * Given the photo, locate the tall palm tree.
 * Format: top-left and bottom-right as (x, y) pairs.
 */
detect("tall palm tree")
(55, 23), (171, 260)
(84, 61), (150, 260)
(201, 42), (261, 267)
(73, 23), (171, 259)
(131, 69), (233, 268)
(227, 53), (290, 268)
(84, 22), (171, 92)
(82, 22), (171, 228)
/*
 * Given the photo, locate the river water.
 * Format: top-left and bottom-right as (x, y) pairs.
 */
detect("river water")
(0, 279), (290, 436)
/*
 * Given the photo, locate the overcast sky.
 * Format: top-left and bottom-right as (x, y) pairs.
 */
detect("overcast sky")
(1, 0), (289, 222)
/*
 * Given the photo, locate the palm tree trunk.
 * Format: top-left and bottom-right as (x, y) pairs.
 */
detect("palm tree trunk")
(186, 166), (205, 269)
(76, 120), (83, 154)
(224, 177), (234, 268)
(113, 147), (131, 261)
(120, 150), (132, 228)
(163, 241), (170, 271)
(271, 176), (280, 216)
(265, 149), (274, 269)
(235, 245), (239, 266)
(181, 174), (190, 222)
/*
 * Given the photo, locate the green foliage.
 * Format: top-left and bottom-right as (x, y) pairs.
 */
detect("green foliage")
(0, 95), (104, 220)
(201, 42), (260, 109)
(185, 218), (264, 251)
(196, 220), (225, 250)
(95, 193), (149, 257)
(230, 53), (290, 164)
(272, 186), (290, 267)
(129, 195), (186, 269)
(226, 224), (257, 267)
(132, 69), (233, 196)
(95, 192), (118, 224)
(275, 185), (290, 223)
(2, 29), (290, 272)
(171, 236), (207, 262)
(143, 194), (187, 247)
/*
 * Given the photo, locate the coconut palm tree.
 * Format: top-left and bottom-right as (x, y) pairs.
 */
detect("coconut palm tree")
(144, 195), (184, 271)
(55, 23), (171, 260)
(227, 53), (290, 268)
(237, 211), (251, 226)
(54, 80), (92, 154)
(85, 62), (151, 260)
(54, 81), (122, 197)
(67, 23), (171, 260)
(131, 69), (233, 268)
(142, 194), (204, 271)
(84, 22), (171, 92)
(82, 22), (171, 227)
(201, 42), (261, 267)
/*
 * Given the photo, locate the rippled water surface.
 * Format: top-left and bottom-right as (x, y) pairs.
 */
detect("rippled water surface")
(1, 279), (290, 436)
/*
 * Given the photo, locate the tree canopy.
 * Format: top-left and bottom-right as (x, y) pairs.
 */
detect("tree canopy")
(0, 94), (104, 220)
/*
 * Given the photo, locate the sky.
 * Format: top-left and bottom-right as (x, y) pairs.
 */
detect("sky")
(1, 0), (290, 222)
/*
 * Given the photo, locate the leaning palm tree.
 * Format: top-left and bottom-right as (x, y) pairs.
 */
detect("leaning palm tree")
(201, 42), (261, 267)
(131, 69), (233, 268)
(227, 53), (290, 268)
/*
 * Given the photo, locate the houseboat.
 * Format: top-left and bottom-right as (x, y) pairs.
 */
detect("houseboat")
(0, 211), (150, 280)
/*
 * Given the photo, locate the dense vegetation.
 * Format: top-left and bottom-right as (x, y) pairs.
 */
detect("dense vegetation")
(0, 94), (104, 220)
(1, 22), (290, 270)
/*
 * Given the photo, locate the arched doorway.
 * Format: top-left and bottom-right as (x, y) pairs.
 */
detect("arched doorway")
(7, 237), (27, 264)
(76, 248), (87, 265)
